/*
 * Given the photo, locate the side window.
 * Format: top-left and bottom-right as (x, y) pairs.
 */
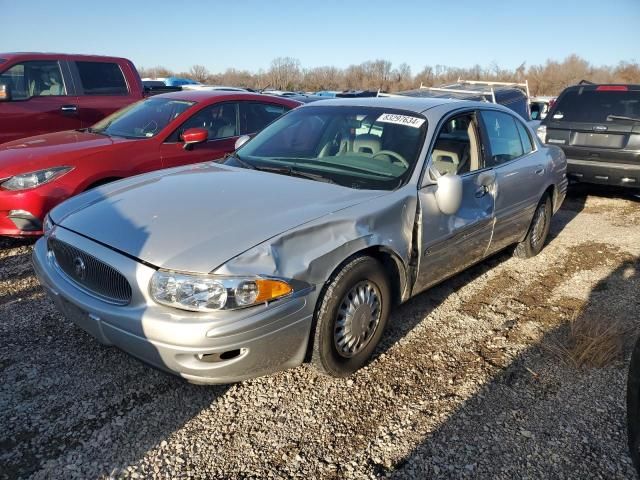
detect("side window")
(430, 112), (482, 176)
(515, 120), (534, 154)
(76, 62), (128, 95)
(480, 110), (524, 166)
(239, 102), (287, 135)
(0, 61), (67, 100)
(168, 103), (238, 142)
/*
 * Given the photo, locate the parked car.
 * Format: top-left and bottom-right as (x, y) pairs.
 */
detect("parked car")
(398, 79), (531, 120)
(538, 84), (640, 189)
(32, 97), (567, 384)
(529, 95), (555, 121)
(163, 77), (202, 87)
(0, 53), (145, 144)
(0, 91), (299, 237)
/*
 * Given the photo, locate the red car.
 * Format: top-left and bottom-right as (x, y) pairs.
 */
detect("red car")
(0, 91), (299, 237)
(0, 53), (146, 145)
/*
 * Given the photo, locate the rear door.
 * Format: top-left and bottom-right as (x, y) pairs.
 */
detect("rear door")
(414, 109), (496, 293)
(479, 109), (542, 254)
(70, 60), (137, 127)
(545, 86), (640, 168)
(0, 59), (80, 143)
(159, 101), (240, 168)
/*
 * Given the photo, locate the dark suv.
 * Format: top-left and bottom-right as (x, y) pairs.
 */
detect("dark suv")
(537, 84), (640, 189)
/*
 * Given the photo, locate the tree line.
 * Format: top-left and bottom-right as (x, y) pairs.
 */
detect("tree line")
(139, 54), (640, 96)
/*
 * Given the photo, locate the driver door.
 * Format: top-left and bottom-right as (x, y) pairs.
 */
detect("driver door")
(0, 60), (80, 143)
(160, 102), (240, 168)
(414, 110), (496, 293)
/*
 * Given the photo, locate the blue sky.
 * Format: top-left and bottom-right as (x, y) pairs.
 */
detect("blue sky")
(3, 0), (639, 73)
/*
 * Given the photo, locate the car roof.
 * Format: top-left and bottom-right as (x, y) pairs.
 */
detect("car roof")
(151, 89), (303, 105)
(563, 83), (640, 91)
(0, 52), (131, 63)
(296, 95), (486, 113)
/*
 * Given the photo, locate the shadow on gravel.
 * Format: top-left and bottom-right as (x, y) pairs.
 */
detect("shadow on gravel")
(385, 250), (640, 478)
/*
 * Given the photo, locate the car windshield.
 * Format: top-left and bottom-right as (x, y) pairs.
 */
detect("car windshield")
(230, 105), (427, 190)
(91, 97), (195, 139)
(550, 89), (640, 123)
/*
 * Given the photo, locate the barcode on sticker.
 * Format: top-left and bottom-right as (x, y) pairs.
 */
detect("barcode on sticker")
(377, 113), (425, 128)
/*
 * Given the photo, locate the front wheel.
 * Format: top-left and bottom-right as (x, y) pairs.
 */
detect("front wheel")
(513, 194), (552, 259)
(311, 256), (391, 377)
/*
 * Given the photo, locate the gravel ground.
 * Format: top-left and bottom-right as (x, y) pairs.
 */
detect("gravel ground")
(1, 186), (639, 479)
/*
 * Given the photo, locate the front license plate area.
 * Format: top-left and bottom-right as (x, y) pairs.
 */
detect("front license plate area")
(59, 297), (104, 341)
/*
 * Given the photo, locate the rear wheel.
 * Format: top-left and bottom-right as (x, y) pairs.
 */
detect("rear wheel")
(514, 194), (552, 259)
(311, 256), (391, 377)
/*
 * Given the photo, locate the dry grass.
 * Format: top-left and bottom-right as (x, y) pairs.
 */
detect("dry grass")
(546, 312), (632, 368)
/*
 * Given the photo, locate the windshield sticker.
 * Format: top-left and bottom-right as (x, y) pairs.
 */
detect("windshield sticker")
(377, 113), (425, 128)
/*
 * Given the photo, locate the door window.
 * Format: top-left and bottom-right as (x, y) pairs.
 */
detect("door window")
(515, 120), (534, 154)
(168, 103), (239, 142)
(430, 113), (482, 176)
(0, 61), (67, 99)
(76, 61), (128, 95)
(480, 110), (524, 166)
(239, 102), (288, 135)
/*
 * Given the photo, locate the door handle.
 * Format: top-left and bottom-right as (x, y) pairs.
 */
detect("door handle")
(60, 105), (78, 113)
(535, 166), (545, 175)
(475, 185), (489, 197)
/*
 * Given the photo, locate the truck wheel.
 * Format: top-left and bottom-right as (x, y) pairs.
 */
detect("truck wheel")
(514, 194), (552, 259)
(311, 256), (391, 377)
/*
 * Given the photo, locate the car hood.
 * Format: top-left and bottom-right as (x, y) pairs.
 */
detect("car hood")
(52, 163), (387, 273)
(0, 130), (135, 174)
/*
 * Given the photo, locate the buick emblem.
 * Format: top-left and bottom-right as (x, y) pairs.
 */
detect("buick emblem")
(73, 256), (86, 280)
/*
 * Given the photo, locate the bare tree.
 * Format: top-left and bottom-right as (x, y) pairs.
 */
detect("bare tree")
(268, 57), (302, 90)
(189, 65), (210, 83)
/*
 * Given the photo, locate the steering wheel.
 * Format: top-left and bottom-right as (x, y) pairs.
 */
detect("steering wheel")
(372, 150), (409, 168)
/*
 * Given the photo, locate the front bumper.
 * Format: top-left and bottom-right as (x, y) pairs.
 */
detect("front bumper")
(567, 158), (640, 189)
(31, 228), (316, 384)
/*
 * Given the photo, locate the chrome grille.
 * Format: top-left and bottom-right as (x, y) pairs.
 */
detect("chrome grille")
(48, 238), (132, 305)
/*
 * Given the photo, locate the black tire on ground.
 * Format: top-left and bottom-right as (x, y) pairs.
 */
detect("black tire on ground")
(311, 256), (391, 377)
(627, 336), (640, 474)
(513, 194), (552, 259)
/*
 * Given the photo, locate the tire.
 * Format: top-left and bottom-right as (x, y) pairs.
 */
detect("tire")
(628, 336), (640, 474)
(513, 194), (552, 259)
(311, 256), (391, 377)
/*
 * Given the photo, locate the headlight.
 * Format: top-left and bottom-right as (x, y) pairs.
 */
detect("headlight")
(1, 166), (73, 191)
(150, 270), (294, 312)
(536, 125), (547, 143)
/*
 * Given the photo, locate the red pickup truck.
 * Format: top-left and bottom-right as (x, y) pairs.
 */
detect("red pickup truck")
(0, 53), (146, 144)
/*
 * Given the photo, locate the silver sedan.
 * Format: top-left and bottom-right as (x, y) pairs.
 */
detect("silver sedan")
(32, 97), (567, 384)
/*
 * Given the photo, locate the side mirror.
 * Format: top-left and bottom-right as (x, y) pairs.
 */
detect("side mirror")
(0, 83), (11, 102)
(435, 173), (463, 215)
(181, 127), (208, 150)
(235, 134), (251, 150)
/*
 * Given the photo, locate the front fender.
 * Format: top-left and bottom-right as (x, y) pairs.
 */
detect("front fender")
(214, 187), (418, 298)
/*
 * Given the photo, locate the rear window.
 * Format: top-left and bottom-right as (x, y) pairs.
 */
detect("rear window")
(76, 61), (128, 95)
(551, 89), (640, 123)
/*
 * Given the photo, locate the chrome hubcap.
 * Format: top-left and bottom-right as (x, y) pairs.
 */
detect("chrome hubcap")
(334, 281), (381, 358)
(531, 205), (547, 248)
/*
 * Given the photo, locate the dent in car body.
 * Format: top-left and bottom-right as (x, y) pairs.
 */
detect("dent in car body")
(216, 187), (418, 302)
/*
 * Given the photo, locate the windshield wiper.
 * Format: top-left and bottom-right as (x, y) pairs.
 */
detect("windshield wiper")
(607, 114), (640, 123)
(223, 152), (255, 169)
(254, 165), (337, 184)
